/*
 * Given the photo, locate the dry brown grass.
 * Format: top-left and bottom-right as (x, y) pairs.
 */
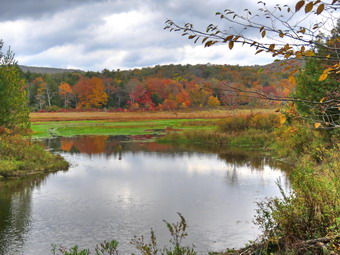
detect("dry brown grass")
(30, 109), (275, 122)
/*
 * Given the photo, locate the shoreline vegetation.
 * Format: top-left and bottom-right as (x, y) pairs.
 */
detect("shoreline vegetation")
(0, 132), (69, 180)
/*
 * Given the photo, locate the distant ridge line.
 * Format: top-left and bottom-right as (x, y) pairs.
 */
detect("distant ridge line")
(19, 65), (83, 74)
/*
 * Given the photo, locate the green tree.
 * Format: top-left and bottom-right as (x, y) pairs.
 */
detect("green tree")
(295, 58), (339, 128)
(0, 40), (30, 131)
(295, 20), (339, 128)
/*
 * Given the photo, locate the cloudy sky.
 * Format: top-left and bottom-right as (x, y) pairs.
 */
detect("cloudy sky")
(0, 0), (300, 71)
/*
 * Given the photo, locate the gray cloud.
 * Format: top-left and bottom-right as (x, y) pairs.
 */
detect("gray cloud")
(0, 0), (300, 71)
(0, 0), (109, 21)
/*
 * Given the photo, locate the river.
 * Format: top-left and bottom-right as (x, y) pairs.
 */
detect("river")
(0, 135), (290, 254)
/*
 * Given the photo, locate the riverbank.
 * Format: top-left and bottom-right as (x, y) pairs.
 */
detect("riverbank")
(0, 134), (69, 180)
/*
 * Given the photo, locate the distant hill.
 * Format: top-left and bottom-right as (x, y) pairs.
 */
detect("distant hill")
(263, 59), (304, 73)
(19, 65), (83, 74)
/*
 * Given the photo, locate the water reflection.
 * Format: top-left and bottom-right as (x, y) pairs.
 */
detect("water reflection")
(0, 176), (49, 255)
(0, 136), (291, 255)
(46, 135), (289, 171)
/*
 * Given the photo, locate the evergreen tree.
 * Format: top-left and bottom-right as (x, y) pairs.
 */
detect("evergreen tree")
(0, 40), (30, 131)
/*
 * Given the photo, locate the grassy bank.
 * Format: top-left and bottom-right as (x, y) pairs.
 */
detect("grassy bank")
(0, 134), (69, 180)
(30, 109), (274, 138)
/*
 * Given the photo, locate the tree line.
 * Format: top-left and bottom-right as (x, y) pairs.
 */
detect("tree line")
(21, 63), (295, 111)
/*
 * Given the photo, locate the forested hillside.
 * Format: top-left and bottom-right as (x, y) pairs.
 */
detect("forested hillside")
(20, 63), (296, 111)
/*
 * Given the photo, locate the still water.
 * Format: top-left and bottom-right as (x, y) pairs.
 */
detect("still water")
(0, 136), (290, 254)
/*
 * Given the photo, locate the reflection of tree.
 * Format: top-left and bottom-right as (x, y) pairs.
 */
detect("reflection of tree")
(0, 176), (47, 254)
(60, 136), (108, 154)
(60, 140), (74, 152)
(224, 165), (238, 185)
(49, 136), (290, 174)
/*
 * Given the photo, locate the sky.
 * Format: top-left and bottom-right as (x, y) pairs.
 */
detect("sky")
(0, 0), (301, 71)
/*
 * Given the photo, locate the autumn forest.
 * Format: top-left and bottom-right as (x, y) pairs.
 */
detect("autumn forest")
(22, 62), (296, 111)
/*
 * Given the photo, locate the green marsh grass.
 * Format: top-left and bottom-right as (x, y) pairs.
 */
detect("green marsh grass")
(30, 119), (216, 138)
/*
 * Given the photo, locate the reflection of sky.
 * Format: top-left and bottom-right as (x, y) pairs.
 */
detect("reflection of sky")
(3, 150), (290, 255)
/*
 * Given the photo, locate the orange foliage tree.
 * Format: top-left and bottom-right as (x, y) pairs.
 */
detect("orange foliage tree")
(176, 90), (191, 108)
(73, 76), (108, 109)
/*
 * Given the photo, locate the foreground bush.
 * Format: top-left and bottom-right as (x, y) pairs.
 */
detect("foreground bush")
(251, 126), (340, 255)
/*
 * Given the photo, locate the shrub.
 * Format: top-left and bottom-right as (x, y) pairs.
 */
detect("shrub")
(249, 113), (280, 130)
(217, 113), (280, 132)
(0, 134), (69, 177)
(45, 105), (60, 112)
(217, 114), (250, 132)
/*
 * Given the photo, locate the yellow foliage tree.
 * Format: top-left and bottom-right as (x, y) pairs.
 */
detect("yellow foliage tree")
(207, 96), (220, 108)
(58, 82), (73, 108)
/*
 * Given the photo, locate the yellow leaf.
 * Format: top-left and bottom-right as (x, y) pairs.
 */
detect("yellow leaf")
(299, 28), (306, 34)
(295, 52), (302, 59)
(305, 2), (314, 13)
(319, 73), (328, 81)
(280, 115), (286, 125)
(320, 97), (326, 103)
(223, 35), (233, 42)
(314, 123), (321, 128)
(295, 0), (305, 12)
(316, 4), (324, 15)
(228, 41), (234, 50)
(288, 75), (296, 85)
(304, 50), (315, 56)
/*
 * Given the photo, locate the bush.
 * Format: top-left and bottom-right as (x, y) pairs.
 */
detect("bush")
(45, 105), (60, 112)
(0, 134), (69, 177)
(217, 113), (280, 132)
